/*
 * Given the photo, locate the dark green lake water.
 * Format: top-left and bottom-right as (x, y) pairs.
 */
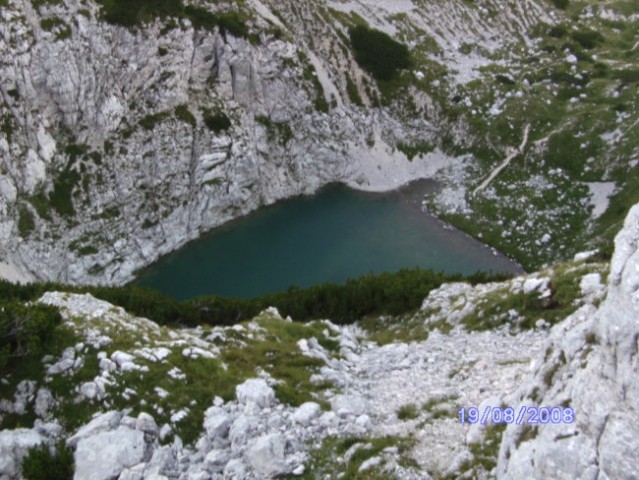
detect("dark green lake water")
(135, 181), (522, 299)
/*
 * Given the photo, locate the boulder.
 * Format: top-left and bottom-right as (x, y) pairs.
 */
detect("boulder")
(291, 402), (322, 426)
(224, 458), (248, 479)
(247, 433), (289, 478)
(74, 427), (146, 480)
(522, 277), (549, 295)
(203, 407), (233, 443)
(136, 412), (158, 436)
(67, 411), (123, 448)
(204, 449), (230, 473)
(236, 379), (275, 408)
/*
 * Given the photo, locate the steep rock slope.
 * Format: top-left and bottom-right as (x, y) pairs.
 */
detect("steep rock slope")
(497, 203), (639, 479)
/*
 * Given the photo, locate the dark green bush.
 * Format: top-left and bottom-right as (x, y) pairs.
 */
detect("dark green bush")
(96, 0), (250, 39)
(17, 205), (36, 237)
(183, 4), (217, 29)
(97, 0), (183, 27)
(551, 0), (569, 9)
(548, 24), (568, 38)
(495, 74), (516, 86)
(30, 0), (64, 11)
(203, 110), (231, 133)
(40, 17), (66, 31)
(49, 164), (81, 217)
(139, 112), (170, 131)
(570, 29), (604, 50)
(349, 25), (411, 81)
(611, 69), (639, 84)
(22, 442), (74, 480)
(213, 11), (249, 39)
(0, 303), (62, 371)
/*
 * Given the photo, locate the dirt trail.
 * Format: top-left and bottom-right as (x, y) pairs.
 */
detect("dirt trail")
(473, 124), (531, 196)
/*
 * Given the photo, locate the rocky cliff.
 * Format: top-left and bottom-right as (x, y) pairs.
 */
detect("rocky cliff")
(0, 0), (430, 284)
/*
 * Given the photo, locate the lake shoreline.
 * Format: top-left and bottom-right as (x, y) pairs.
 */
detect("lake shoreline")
(134, 180), (523, 300)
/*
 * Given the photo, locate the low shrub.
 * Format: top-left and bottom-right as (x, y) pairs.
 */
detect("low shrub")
(17, 205), (36, 237)
(0, 302), (62, 372)
(49, 164), (81, 217)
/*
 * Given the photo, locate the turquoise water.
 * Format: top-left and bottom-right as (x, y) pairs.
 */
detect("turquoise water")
(135, 181), (522, 299)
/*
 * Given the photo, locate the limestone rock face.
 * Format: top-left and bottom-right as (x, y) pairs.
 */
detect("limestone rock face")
(0, 0), (449, 286)
(497, 204), (639, 480)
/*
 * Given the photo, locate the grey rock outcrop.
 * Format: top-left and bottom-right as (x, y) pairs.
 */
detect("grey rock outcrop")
(74, 427), (147, 480)
(497, 204), (639, 479)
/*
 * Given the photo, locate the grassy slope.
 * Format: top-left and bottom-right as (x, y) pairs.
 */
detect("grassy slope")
(421, 0), (639, 269)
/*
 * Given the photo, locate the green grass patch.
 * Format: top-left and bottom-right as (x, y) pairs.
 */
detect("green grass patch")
(139, 111), (170, 131)
(22, 441), (74, 480)
(397, 403), (419, 420)
(460, 262), (605, 332)
(174, 105), (196, 127)
(294, 435), (418, 479)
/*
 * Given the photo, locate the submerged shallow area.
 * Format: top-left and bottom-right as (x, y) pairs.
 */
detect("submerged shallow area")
(135, 181), (522, 299)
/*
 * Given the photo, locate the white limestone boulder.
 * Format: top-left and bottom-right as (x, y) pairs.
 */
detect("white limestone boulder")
(74, 427), (146, 480)
(247, 433), (289, 478)
(235, 379), (275, 408)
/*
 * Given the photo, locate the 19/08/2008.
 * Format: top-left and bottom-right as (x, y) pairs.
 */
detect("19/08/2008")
(458, 406), (575, 424)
